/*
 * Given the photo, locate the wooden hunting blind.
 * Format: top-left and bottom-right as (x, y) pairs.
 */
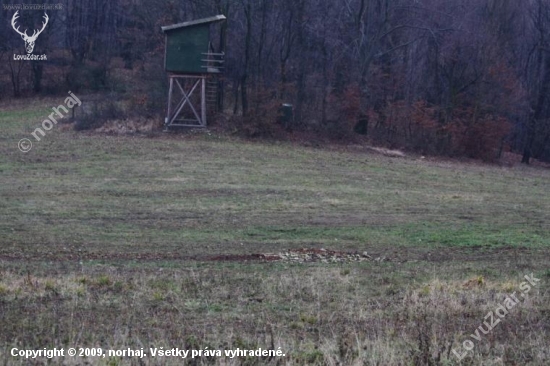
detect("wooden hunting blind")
(161, 15), (226, 128)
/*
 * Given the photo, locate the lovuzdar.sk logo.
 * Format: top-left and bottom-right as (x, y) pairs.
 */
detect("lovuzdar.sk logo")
(11, 10), (48, 60)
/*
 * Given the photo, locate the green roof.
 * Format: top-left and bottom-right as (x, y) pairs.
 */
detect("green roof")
(161, 15), (226, 33)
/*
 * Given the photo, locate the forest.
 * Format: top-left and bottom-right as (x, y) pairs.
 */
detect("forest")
(1, 0), (550, 163)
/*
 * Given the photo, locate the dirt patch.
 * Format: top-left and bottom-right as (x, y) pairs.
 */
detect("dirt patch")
(0, 248), (386, 264)
(94, 117), (156, 134)
(208, 248), (382, 263)
(366, 146), (406, 158)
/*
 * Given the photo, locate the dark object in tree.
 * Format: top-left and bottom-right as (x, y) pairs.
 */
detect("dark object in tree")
(121, 42), (134, 70)
(354, 113), (369, 135)
(278, 104), (294, 131)
(32, 62), (43, 93)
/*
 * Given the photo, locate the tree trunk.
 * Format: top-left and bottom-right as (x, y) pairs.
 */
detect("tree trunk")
(216, 0), (229, 112)
(241, 2), (252, 116)
(8, 55), (25, 98)
(32, 62), (43, 93)
(294, 0), (306, 125)
(523, 53), (550, 164)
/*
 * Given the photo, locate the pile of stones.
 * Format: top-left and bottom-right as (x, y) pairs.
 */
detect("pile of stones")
(260, 248), (390, 263)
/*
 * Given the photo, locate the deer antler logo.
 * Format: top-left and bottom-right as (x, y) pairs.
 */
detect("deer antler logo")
(11, 11), (49, 54)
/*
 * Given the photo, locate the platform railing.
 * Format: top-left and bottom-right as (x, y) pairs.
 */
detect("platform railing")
(201, 52), (225, 74)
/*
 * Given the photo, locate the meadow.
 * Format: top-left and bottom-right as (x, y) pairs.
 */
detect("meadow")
(0, 98), (549, 365)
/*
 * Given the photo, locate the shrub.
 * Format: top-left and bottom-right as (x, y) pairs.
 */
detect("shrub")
(74, 98), (125, 131)
(231, 87), (284, 138)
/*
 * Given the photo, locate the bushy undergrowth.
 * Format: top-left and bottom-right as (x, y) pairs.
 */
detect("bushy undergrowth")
(1, 265), (548, 365)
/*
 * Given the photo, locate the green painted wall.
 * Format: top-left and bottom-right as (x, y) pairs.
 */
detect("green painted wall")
(165, 24), (210, 74)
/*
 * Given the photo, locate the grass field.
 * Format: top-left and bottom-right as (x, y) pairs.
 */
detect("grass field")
(1, 97), (549, 365)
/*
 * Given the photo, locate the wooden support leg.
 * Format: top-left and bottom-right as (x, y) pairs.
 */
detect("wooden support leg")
(201, 77), (207, 126)
(166, 77), (174, 126)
